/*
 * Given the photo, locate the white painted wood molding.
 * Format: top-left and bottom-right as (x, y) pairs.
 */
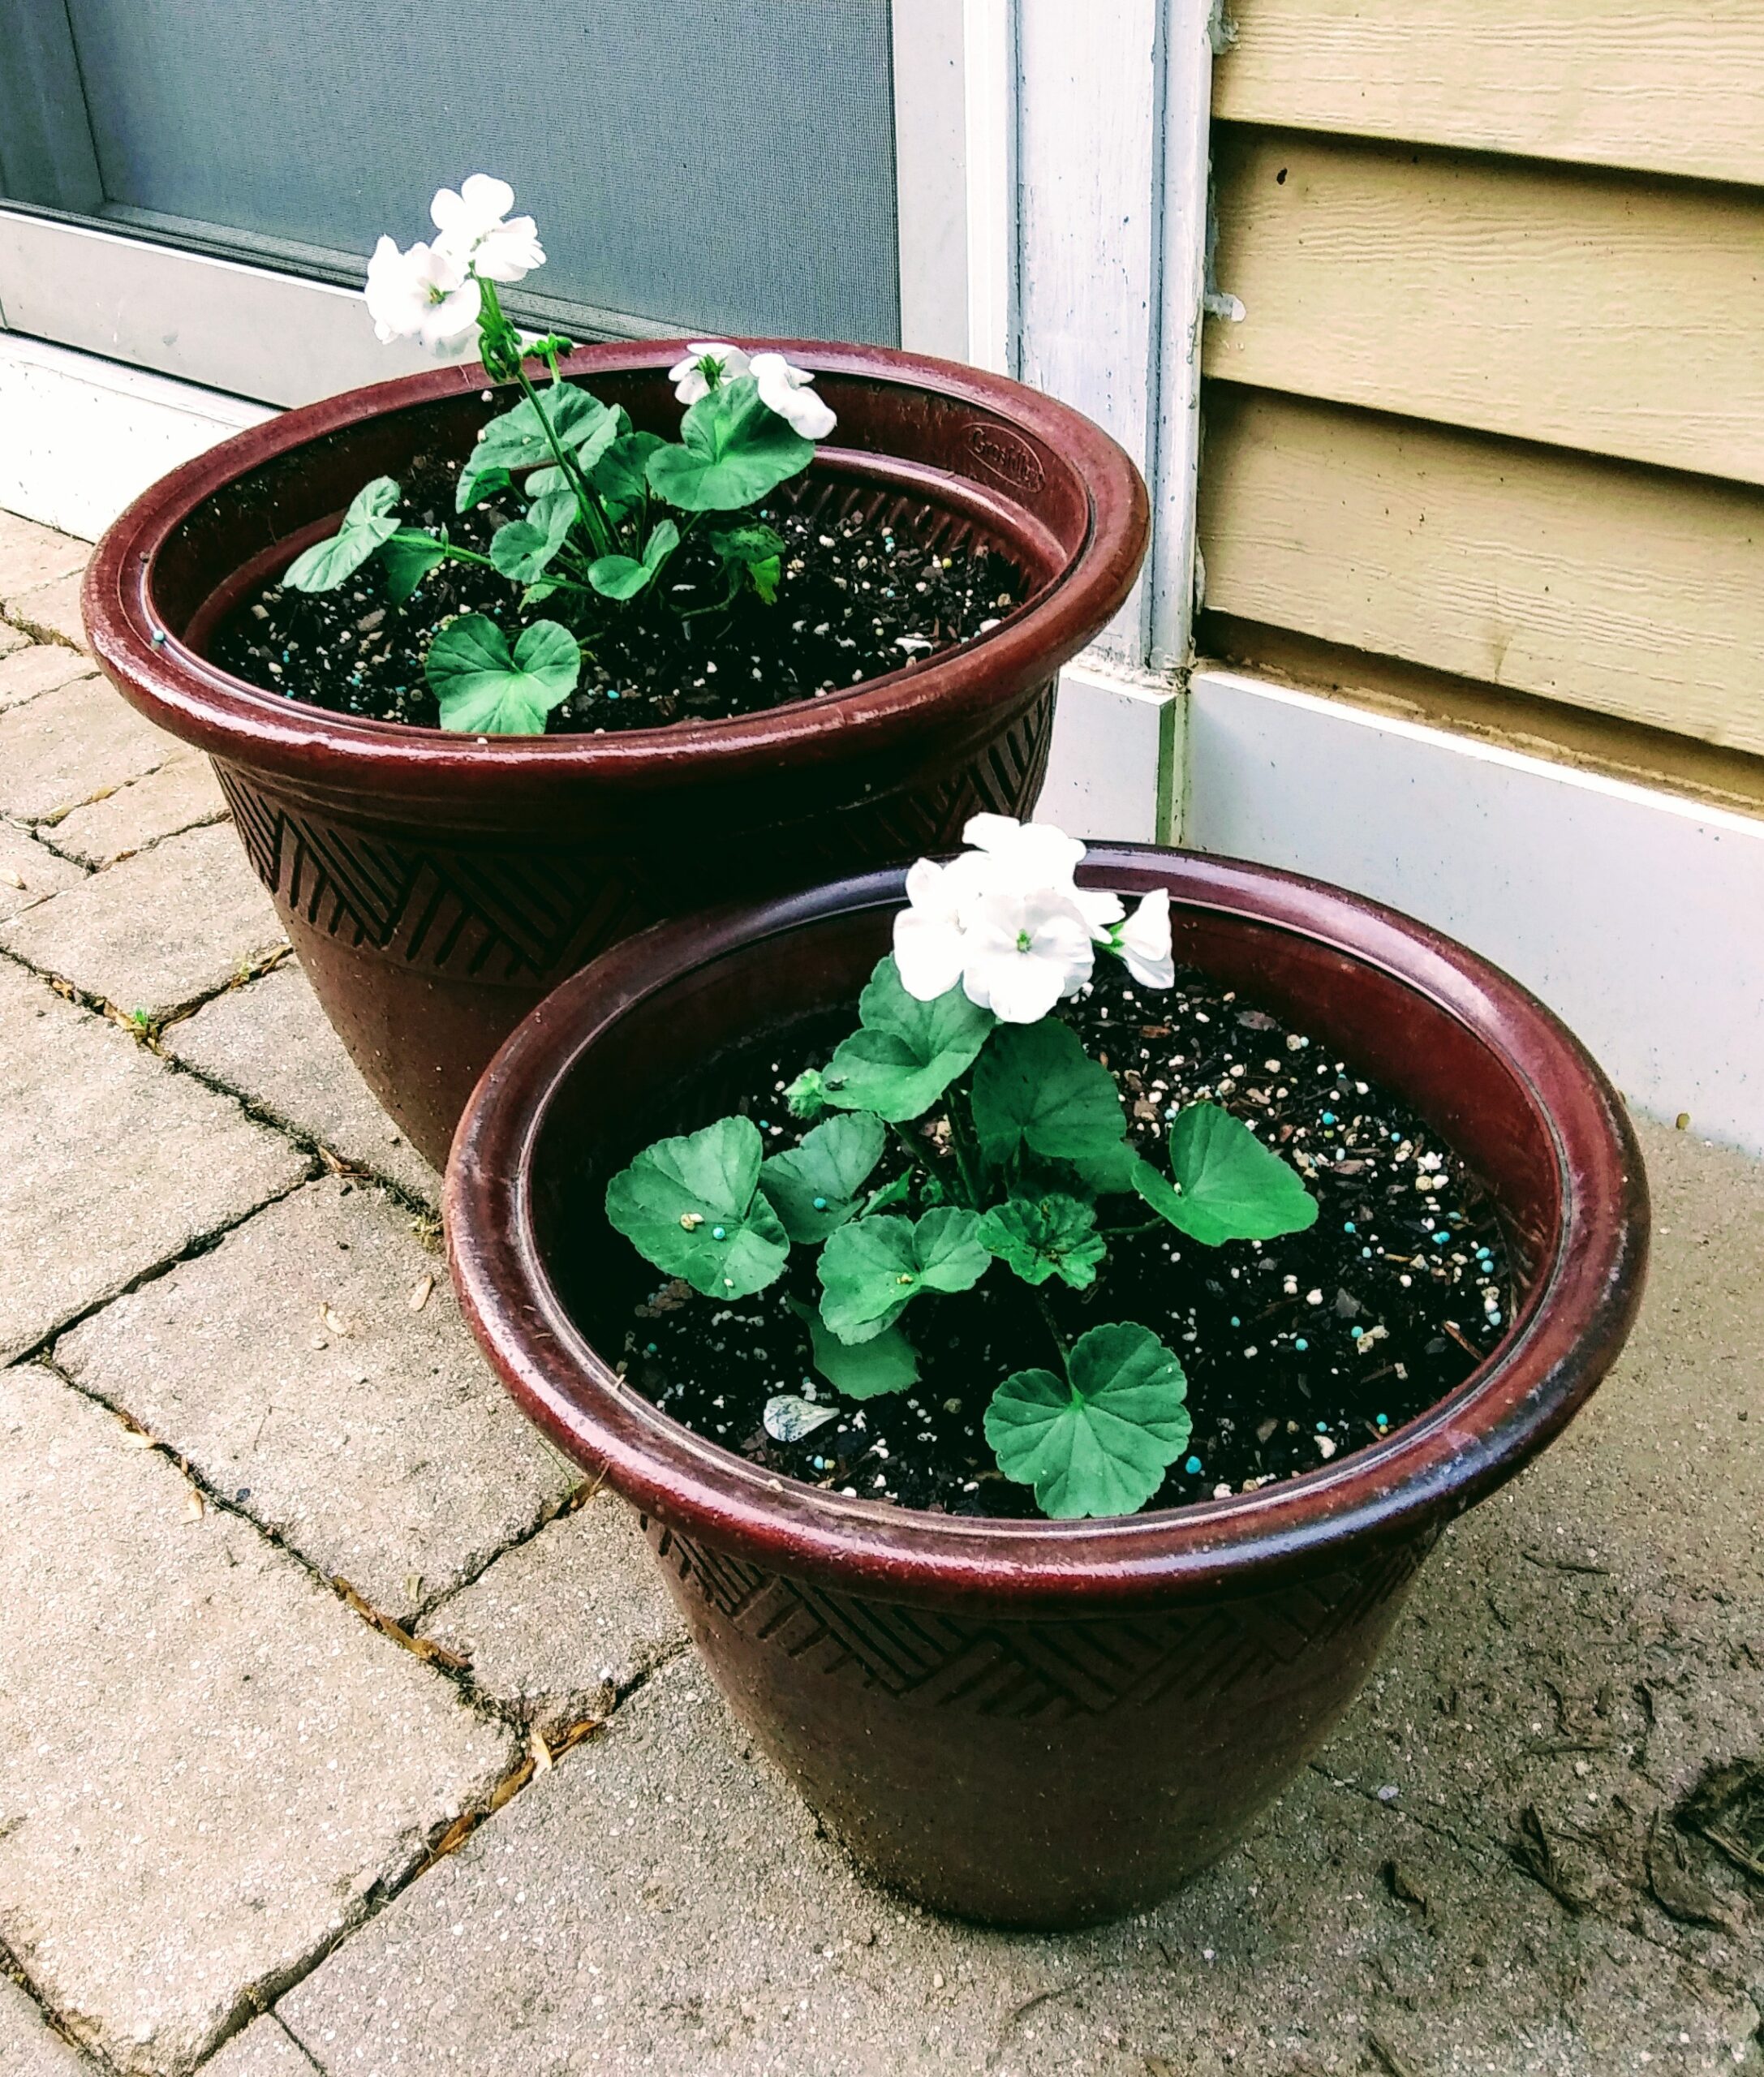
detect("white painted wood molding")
(1186, 669), (1764, 1158)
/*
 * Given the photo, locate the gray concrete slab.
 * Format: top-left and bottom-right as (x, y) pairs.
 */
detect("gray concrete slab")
(421, 1493), (688, 1730)
(0, 640), (96, 715)
(0, 1365), (515, 2077)
(166, 962), (439, 1203)
(0, 960), (305, 1361)
(0, 1978), (96, 2076)
(0, 675), (170, 824)
(276, 1118), (1764, 2077)
(0, 825), (84, 921)
(1, 819), (284, 1019)
(56, 1176), (577, 1619)
(45, 751), (228, 868)
(0, 510), (88, 601)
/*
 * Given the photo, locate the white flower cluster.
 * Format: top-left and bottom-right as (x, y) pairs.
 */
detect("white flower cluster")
(894, 815), (1174, 1025)
(667, 341), (837, 441)
(364, 175), (544, 355)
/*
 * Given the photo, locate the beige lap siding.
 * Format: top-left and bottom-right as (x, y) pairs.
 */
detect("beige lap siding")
(1198, 0), (1764, 795)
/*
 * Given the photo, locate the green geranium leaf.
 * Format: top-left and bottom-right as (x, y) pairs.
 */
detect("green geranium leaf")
(525, 464), (567, 500)
(748, 554), (781, 604)
(786, 1297), (918, 1400)
(970, 1020), (1127, 1172)
(647, 374), (815, 512)
(378, 526), (449, 604)
(604, 1116), (789, 1300)
(818, 1206), (989, 1345)
(984, 1322), (1192, 1520)
(784, 1068), (829, 1120)
(587, 518), (679, 601)
(759, 1112), (887, 1244)
(1132, 1101), (1319, 1246)
(862, 1169), (914, 1215)
(822, 956), (994, 1123)
(977, 1192), (1106, 1290)
(592, 432), (665, 519)
(458, 383), (617, 512)
(283, 476), (401, 591)
(488, 490), (578, 583)
(708, 519), (785, 566)
(425, 616), (580, 734)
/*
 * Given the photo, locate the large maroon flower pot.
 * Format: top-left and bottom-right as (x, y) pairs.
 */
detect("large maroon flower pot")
(445, 847), (1648, 1929)
(81, 342), (1147, 1169)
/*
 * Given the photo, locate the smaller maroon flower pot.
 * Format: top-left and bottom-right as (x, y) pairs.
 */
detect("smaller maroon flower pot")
(445, 847), (1648, 1929)
(81, 342), (1147, 1170)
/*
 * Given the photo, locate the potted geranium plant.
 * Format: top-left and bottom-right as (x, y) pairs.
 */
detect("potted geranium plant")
(446, 823), (1649, 1928)
(84, 178), (1147, 1166)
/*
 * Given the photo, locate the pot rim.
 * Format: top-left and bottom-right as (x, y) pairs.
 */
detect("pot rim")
(445, 845), (1649, 1613)
(81, 338), (1147, 794)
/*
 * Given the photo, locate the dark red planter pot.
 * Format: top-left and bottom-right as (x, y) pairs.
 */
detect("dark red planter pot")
(445, 847), (1649, 1929)
(82, 342), (1147, 1169)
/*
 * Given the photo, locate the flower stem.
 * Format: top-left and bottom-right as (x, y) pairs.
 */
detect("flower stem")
(944, 1090), (985, 1206)
(477, 278), (613, 558)
(1035, 1290), (1070, 1370)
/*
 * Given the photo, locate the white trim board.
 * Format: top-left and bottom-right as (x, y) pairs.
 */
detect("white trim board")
(0, 331), (271, 540)
(1041, 656), (1181, 844)
(1185, 668), (1764, 1158)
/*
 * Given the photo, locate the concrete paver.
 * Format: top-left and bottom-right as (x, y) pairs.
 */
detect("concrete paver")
(0, 640), (96, 715)
(0, 819), (284, 1018)
(166, 962), (439, 1202)
(4, 571), (88, 648)
(0, 1364), (515, 2077)
(45, 750), (228, 868)
(0, 825), (84, 920)
(192, 2016), (319, 2076)
(0, 1978), (95, 2076)
(0, 959), (305, 1361)
(56, 1177), (577, 1619)
(0, 674), (170, 824)
(0, 510), (88, 601)
(421, 1493), (688, 1730)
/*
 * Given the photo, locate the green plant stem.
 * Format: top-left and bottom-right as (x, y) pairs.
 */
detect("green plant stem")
(884, 1120), (935, 1178)
(1099, 1218), (1164, 1240)
(478, 278), (614, 557)
(944, 1090), (986, 1206)
(1035, 1290), (1071, 1370)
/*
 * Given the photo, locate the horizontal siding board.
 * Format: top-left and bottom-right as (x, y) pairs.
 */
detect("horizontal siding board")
(1212, 0), (1764, 189)
(1203, 129), (1764, 486)
(1198, 384), (1764, 755)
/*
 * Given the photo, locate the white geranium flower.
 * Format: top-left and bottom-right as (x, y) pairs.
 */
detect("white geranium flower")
(669, 342), (752, 405)
(430, 174), (544, 284)
(962, 813), (1124, 939)
(959, 888), (1095, 1024)
(893, 854), (993, 1001)
(751, 351), (837, 441)
(1116, 887), (1175, 990)
(364, 237), (482, 354)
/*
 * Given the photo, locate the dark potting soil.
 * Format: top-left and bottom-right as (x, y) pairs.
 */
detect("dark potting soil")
(210, 460), (1027, 732)
(606, 960), (1520, 1520)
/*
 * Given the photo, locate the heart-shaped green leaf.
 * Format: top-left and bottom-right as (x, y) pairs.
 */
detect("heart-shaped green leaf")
(817, 1206), (989, 1344)
(458, 383), (617, 512)
(488, 490), (579, 584)
(759, 1112), (887, 1244)
(647, 374), (815, 512)
(587, 518), (680, 601)
(425, 616), (580, 734)
(283, 476), (402, 591)
(984, 1322), (1191, 1519)
(821, 956), (995, 1123)
(592, 432), (665, 519)
(977, 1192), (1106, 1289)
(1132, 1101), (1318, 1246)
(970, 1019), (1127, 1170)
(786, 1297), (918, 1400)
(604, 1116), (789, 1299)
(377, 526), (450, 604)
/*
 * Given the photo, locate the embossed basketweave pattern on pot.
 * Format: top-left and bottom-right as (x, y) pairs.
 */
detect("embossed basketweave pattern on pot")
(213, 687), (1053, 990)
(85, 342), (1149, 1168)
